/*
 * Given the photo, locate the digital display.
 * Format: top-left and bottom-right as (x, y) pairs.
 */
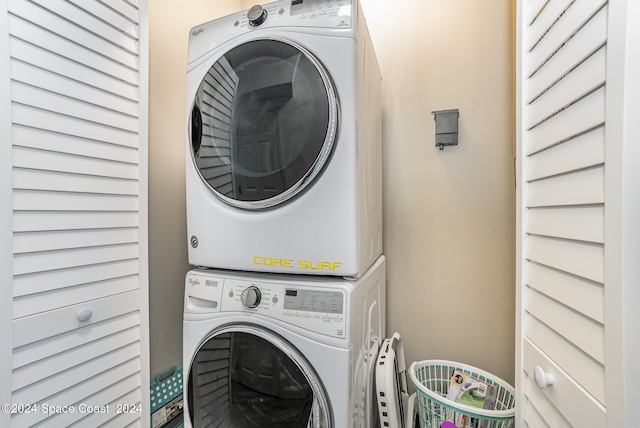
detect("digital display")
(284, 288), (344, 314)
(289, 0), (352, 25)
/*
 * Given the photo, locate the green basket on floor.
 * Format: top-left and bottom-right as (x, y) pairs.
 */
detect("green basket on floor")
(151, 366), (184, 428)
(409, 360), (515, 428)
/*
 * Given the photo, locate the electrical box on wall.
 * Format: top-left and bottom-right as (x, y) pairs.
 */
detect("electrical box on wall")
(432, 109), (459, 150)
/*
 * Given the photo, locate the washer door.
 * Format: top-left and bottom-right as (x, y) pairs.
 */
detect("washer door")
(189, 39), (338, 209)
(187, 324), (332, 428)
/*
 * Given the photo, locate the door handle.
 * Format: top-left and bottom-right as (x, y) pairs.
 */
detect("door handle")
(77, 308), (93, 322)
(191, 103), (202, 155)
(534, 366), (555, 389)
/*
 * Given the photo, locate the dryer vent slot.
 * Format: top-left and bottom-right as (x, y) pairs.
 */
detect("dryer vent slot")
(241, 83), (293, 107)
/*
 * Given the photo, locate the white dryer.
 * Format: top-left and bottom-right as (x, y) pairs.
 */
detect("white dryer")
(183, 256), (386, 427)
(185, 0), (382, 278)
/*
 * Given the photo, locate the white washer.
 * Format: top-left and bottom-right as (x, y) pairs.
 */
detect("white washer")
(185, 0), (382, 278)
(183, 256), (386, 428)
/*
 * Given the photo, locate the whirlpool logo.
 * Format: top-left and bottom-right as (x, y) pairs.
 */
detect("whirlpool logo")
(191, 27), (204, 37)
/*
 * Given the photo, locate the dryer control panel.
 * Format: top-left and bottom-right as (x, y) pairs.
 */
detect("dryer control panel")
(239, 0), (353, 29)
(185, 272), (347, 339)
(188, 0), (354, 66)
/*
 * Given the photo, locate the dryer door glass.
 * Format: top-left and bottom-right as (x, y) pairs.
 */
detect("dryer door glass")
(189, 39), (337, 209)
(187, 326), (332, 427)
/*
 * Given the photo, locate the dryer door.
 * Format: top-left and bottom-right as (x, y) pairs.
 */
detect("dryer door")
(187, 324), (332, 428)
(189, 39), (338, 209)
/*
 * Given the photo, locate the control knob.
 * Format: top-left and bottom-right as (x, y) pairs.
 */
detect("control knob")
(247, 5), (268, 27)
(241, 286), (261, 308)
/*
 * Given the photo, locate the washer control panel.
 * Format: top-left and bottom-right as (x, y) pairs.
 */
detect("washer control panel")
(185, 272), (346, 338)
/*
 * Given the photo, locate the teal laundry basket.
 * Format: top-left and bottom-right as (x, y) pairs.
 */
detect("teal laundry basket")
(151, 366), (184, 428)
(409, 360), (515, 428)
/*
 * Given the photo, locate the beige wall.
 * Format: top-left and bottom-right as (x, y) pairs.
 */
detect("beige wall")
(148, 0), (241, 377)
(361, 0), (516, 383)
(149, 0), (516, 384)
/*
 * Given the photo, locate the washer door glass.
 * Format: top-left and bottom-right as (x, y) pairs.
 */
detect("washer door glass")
(189, 39), (338, 209)
(187, 325), (332, 428)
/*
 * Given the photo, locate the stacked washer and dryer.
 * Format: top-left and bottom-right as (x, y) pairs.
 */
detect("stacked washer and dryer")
(182, 1), (397, 427)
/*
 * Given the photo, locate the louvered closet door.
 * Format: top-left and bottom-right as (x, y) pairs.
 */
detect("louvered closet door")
(8, 0), (148, 426)
(517, 1), (607, 427)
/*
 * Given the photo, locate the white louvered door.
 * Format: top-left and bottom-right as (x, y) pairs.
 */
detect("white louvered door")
(2, 0), (149, 426)
(516, 1), (640, 427)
